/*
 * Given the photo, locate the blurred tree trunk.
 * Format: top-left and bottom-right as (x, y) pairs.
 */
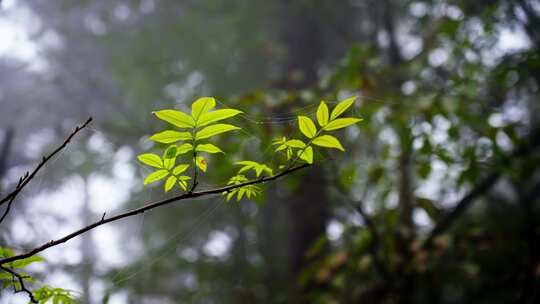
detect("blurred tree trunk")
(0, 128), (14, 184)
(276, 1), (328, 301)
(80, 176), (95, 304)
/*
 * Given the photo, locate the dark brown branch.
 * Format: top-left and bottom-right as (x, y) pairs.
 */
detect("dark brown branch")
(0, 265), (37, 303)
(423, 128), (540, 249)
(0, 118), (93, 210)
(0, 163), (310, 265)
(0, 173), (27, 225)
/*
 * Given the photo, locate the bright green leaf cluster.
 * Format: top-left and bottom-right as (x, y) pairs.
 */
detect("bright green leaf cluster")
(138, 97), (243, 192)
(223, 175), (261, 202)
(0, 248), (37, 289)
(138, 96), (362, 203)
(0, 247), (75, 304)
(33, 286), (77, 304)
(236, 161), (273, 177)
(273, 96), (362, 164)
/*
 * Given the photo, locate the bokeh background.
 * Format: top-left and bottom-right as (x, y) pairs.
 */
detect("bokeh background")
(1, 0), (539, 303)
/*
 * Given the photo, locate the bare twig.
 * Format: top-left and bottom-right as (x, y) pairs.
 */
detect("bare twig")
(0, 173), (27, 224)
(0, 163), (310, 265)
(0, 265), (37, 303)
(0, 117), (93, 211)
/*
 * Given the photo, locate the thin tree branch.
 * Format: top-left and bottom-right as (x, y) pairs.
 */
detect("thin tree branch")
(423, 128), (540, 249)
(0, 265), (37, 303)
(0, 117), (93, 210)
(0, 163), (310, 265)
(0, 173), (28, 225)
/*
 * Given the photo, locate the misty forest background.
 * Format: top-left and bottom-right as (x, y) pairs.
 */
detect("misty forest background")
(1, 0), (539, 303)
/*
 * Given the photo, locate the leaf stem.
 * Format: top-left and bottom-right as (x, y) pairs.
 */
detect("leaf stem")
(190, 128), (198, 192)
(288, 127), (324, 168)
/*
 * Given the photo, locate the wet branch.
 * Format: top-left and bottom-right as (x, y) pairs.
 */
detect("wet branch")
(0, 265), (37, 303)
(0, 117), (93, 215)
(0, 163), (310, 265)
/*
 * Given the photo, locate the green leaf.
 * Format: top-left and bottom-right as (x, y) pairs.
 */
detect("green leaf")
(195, 124), (240, 140)
(316, 101), (329, 127)
(137, 154), (162, 169)
(0, 247), (14, 258)
(226, 191), (235, 202)
(163, 145), (177, 159)
(298, 116), (317, 138)
(312, 135), (345, 151)
(11, 256), (45, 268)
(298, 146), (313, 164)
(173, 164), (190, 175)
(153, 110), (195, 128)
(178, 175), (191, 191)
(176, 143), (193, 155)
(162, 146), (177, 169)
(144, 170), (169, 185)
(149, 130), (192, 143)
(324, 118), (363, 131)
(191, 97), (216, 122)
(179, 180), (188, 191)
(164, 176), (177, 192)
(286, 139), (306, 148)
(196, 143), (224, 154)
(197, 109), (243, 127)
(330, 96), (357, 120)
(236, 160), (259, 166)
(275, 144), (287, 152)
(196, 156), (207, 172)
